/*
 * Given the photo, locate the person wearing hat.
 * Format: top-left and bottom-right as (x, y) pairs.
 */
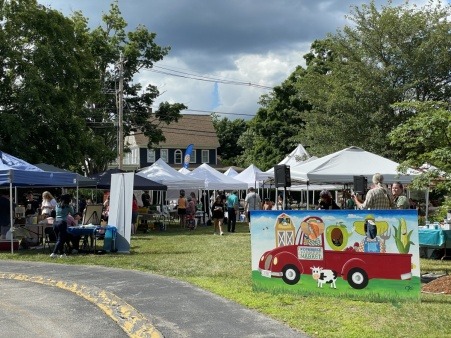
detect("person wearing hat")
(318, 190), (340, 210)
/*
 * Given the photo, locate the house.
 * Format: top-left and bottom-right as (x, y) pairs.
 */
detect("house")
(122, 114), (220, 170)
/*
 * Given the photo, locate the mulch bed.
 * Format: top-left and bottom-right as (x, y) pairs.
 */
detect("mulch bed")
(421, 275), (451, 294)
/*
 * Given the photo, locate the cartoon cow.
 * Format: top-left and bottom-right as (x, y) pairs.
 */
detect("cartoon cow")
(310, 266), (338, 289)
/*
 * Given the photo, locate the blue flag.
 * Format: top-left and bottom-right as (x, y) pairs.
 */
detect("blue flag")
(183, 144), (194, 169)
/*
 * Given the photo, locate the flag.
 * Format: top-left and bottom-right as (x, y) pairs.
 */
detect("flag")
(183, 144), (194, 169)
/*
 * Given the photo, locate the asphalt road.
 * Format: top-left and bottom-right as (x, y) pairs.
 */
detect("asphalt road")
(0, 279), (124, 337)
(0, 260), (309, 338)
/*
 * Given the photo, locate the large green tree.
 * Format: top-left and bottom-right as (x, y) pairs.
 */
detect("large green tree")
(0, 0), (186, 174)
(388, 101), (451, 191)
(212, 115), (247, 166)
(297, 0), (451, 158)
(0, 0), (98, 167)
(237, 66), (309, 170)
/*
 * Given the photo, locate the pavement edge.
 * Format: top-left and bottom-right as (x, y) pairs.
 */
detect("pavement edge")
(0, 272), (163, 338)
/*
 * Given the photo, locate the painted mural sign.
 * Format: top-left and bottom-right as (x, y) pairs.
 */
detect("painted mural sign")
(251, 210), (420, 302)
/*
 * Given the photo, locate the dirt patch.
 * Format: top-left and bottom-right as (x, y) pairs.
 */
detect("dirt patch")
(422, 275), (451, 294)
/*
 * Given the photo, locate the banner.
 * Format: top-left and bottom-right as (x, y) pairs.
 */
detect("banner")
(183, 144), (194, 169)
(251, 209), (420, 302)
(109, 172), (134, 253)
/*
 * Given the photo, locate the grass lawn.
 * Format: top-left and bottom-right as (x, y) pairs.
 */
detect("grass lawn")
(1, 222), (450, 338)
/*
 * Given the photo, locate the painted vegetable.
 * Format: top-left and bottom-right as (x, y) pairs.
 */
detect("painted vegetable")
(392, 218), (414, 254)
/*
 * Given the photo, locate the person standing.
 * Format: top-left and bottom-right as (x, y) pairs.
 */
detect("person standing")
(189, 192), (197, 207)
(41, 191), (57, 217)
(226, 190), (239, 233)
(141, 190), (151, 208)
(341, 190), (356, 210)
(50, 194), (74, 258)
(186, 195), (196, 229)
(24, 192), (40, 216)
(391, 182), (410, 209)
(177, 191), (187, 228)
(131, 194), (139, 234)
(244, 187), (262, 226)
(211, 195), (224, 235)
(262, 198), (273, 210)
(352, 173), (393, 210)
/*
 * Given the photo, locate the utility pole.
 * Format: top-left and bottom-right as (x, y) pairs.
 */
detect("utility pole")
(118, 52), (124, 170)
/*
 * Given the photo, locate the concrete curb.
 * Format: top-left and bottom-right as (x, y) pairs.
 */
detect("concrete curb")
(0, 272), (163, 338)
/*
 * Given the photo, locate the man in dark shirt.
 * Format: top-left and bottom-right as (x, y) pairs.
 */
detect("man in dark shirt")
(141, 190), (151, 207)
(24, 192), (40, 216)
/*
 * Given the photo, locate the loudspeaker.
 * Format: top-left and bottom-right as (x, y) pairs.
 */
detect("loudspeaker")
(353, 176), (367, 195)
(274, 165), (291, 188)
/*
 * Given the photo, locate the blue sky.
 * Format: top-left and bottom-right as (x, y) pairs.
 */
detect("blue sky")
(38, 0), (443, 119)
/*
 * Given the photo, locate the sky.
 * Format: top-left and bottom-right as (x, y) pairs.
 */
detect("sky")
(37, 0), (441, 120)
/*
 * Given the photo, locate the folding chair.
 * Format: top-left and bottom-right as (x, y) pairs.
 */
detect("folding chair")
(162, 205), (176, 226)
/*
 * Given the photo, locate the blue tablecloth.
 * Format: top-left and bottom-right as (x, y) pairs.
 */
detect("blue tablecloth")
(418, 228), (451, 247)
(67, 226), (99, 236)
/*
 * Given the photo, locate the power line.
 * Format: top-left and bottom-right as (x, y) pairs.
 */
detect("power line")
(150, 66), (274, 89)
(182, 109), (255, 117)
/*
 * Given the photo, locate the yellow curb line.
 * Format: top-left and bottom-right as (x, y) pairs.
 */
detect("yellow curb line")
(0, 273), (163, 338)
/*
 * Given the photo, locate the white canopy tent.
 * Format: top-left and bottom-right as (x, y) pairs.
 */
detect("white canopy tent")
(234, 164), (272, 189)
(265, 144), (317, 176)
(224, 167), (239, 177)
(178, 167), (191, 174)
(290, 146), (420, 184)
(278, 144), (311, 166)
(262, 145), (328, 207)
(186, 163), (248, 191)
(137, 159), (204, 200)
(289, 146), (420, 209)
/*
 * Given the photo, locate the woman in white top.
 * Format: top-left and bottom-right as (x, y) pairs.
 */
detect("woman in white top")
(41, 191), (57, 216)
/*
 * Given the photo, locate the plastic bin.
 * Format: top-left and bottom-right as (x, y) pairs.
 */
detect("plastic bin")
(103, 226), (117, 252)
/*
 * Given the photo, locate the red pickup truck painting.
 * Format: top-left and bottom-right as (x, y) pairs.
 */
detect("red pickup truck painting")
(257, 213), (414, 290)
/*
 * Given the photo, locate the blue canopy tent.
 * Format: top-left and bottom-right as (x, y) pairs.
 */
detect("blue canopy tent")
(0, 151), (77, 253)
(34, 163), (97, 188)
(91, 168), (167, 191)
(34, 163), (98, 213)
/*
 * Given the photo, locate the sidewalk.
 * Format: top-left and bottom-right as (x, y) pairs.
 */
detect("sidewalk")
(0, 260), (308, 338)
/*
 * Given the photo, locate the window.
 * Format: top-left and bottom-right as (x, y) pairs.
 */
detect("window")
(190, 150), (196, 163)
(174, 149), (182, 164)
(124, 148), (139, 165)
(201, 149), (209, 163)
(146, 149), (155, 163)
(160, 149), (168, 162)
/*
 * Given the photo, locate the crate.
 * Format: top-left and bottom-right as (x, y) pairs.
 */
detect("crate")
(0, 240), (20, 251)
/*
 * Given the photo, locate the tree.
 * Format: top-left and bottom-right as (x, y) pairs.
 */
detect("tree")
(297, 0), (451, 158)
(0, 0), (99, 167)
(212, 115), (247, 166)
(0, 0), (186, 174)
(70, 2), (187, 174)
(388, 101), (451, 192)
(237, 66), (309, 170)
